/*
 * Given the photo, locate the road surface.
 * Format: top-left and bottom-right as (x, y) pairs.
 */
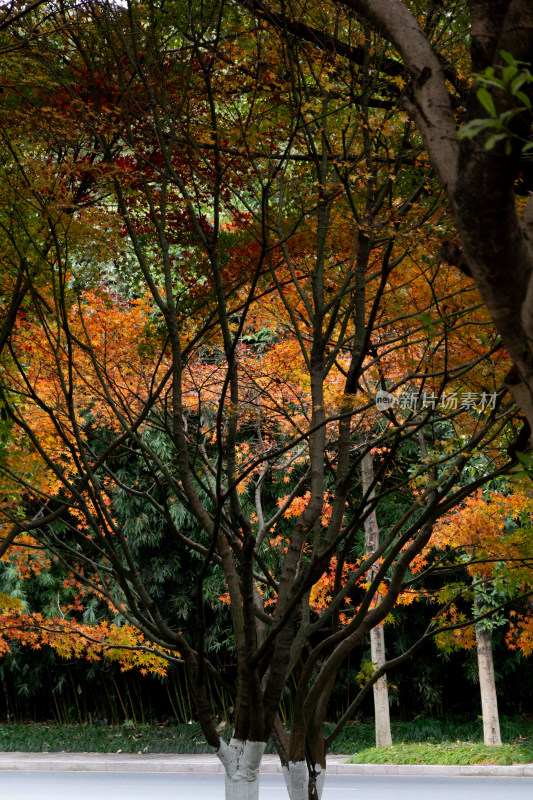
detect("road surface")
(0, 771), (532, 799)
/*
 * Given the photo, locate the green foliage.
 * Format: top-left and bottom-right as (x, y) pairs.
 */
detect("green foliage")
(0, 720), (279, 754)
(4, 715), (525, 758)
(0, 715), (526, 757)
(0, 721), (211, 754)
(79, 422), (231, 633)
(458, 51), (533, 154)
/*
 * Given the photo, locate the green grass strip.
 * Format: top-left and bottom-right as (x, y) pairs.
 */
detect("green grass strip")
(349, 741), (533, 765)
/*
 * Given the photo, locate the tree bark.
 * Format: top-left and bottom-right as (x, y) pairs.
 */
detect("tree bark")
(362, 451), (392, 748)
(475, 624), (502, 747)
(282, 761), (325, 800)
(369, 624), (392, 747)
(216, 739), (266, 800)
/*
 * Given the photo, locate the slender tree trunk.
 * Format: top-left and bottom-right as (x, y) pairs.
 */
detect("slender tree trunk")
(362, 451), (392, 748)
(369, 624), (391, 747)
(475, 624), (502, 747)
(216, 739), (266, 800)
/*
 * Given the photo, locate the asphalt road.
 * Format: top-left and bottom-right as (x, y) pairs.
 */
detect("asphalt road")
(0, 772), (532, 799)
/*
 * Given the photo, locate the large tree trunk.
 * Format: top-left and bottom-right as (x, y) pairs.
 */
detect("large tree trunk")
(217, 741), (326, 799)
(282, 761), (325, 800)
(216, 739), (266, 800)
(362, 451), (393, 748)
(475, 624), (502, 747)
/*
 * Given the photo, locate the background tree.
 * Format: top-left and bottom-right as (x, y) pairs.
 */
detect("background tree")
(427, 487), (533, 746)
(361, 449), (392, 747)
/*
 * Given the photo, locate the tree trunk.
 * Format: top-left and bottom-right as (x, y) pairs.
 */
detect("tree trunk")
(475, 624), (502, 747)
(282, 761), (325, 800)
(216, 739), (266, 800)
(362, 451), (392, 748)
(217, 741), (326, 799)
(369, 623), (392, 747)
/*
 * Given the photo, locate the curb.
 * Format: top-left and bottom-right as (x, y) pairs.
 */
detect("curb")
(0, 753), (532, 777)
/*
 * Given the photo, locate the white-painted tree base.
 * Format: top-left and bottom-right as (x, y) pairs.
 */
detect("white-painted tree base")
(476, 624), (502, 747)
(216, 740), (326, 799)
(371, 625), (392, 747)
(282, 760), (325, 800)
(216, 738), (266, 800)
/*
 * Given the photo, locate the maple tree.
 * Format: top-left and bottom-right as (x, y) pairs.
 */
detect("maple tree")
(0, 2), (529, 799)
(251, 0), (533, 442)
(0, 0), (91, 354)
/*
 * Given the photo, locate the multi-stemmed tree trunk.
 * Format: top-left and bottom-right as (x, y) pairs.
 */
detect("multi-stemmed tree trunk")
(217, 740), (267, 800)
(282, 759), (325, 800)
